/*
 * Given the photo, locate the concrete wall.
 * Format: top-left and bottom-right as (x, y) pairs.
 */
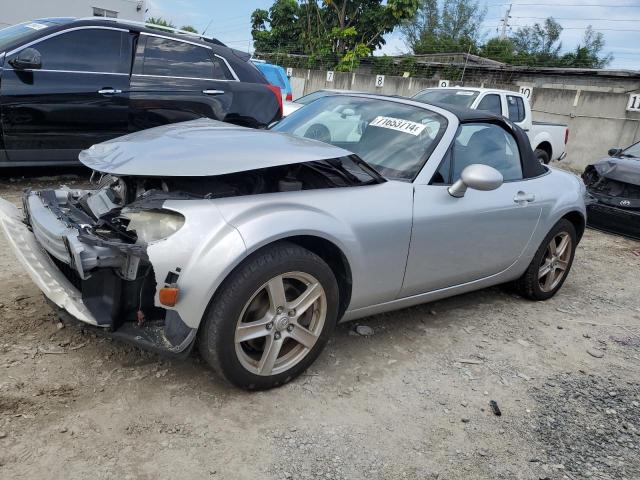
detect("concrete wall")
(290, 68), (640, 169)
(0, 0), (145, 27)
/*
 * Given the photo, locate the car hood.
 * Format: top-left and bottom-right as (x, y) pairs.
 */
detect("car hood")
(79, 118), (354, 177)
(591, 156), (640, 186)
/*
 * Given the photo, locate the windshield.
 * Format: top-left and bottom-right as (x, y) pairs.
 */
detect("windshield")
(296, 90), (336, 105)
(622, 141), (640, 158)
(413, 89), (480, 108)
(272, 96), (448, 180)
(0, 21), (57, 51)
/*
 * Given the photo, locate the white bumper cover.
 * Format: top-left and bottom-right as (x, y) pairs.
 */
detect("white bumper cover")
(0, 198), (98, 325)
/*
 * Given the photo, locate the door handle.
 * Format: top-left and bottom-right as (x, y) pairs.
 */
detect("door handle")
(202, 89), (225, 95)
(98, 88), (122, 95)
(514, 191), (536, 204)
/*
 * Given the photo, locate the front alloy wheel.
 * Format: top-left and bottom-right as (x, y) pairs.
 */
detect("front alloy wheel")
(234, 272), (327, 376)
(198, 242), (339, 390)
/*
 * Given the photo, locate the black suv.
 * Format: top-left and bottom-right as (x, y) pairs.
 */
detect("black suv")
(0, 18), (282, 167)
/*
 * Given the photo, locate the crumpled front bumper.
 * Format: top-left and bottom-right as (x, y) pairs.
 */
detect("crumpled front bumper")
(0, 198), (99, 325)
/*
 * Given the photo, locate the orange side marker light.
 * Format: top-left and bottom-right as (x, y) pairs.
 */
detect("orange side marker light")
(159, 287), (179, 307)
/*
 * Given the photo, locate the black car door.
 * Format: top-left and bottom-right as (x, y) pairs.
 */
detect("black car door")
(0, 27), (132, 165)
(129, 33), (236, 131)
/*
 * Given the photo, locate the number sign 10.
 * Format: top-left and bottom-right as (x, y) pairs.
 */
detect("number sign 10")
(519, 86), (533, 100)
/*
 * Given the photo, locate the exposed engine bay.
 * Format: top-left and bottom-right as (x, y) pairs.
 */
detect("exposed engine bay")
(38, 156), (375, 260)
(21, 158), (377, 353)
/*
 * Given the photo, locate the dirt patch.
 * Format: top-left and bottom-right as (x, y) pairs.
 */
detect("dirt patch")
(0, 394), (37, 416)
(529, 372), (640, 479)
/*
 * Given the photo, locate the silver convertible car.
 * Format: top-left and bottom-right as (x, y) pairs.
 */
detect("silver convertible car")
(0, 94), (586, 389)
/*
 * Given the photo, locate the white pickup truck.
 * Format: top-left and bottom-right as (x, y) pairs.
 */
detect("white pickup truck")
(412, 87), (568, 164)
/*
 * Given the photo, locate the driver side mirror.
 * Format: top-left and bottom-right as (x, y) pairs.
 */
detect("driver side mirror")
(448, 164), (504, 198)
(9, 48), (42, 70)
(607, 147), (622, 157)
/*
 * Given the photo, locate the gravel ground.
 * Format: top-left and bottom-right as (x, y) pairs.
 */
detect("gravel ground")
(0, 171), (639, 480)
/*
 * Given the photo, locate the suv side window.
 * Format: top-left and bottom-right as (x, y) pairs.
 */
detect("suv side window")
(507, 95), (526, 122)
(136, 36), (233, 80)
(433, 123), (523, 184)
(9, 29), (131, 73)
(476, 94), (502, 115)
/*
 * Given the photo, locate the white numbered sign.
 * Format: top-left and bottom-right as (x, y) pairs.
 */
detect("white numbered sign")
(326, 71), (334, 82)
(627, 93), (640, 112)
(438, 80), (450, 88)
(519, 86), (533, 100)
(375, 75), (385, 88)
(286, 67), (293, 77)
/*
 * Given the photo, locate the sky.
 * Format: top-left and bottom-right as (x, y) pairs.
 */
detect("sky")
(145, 0), (640, 70)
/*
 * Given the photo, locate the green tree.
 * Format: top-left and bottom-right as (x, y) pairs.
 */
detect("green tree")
(480, 37), (517, 64)
(482, 19), (612, 68)
(559, 26), (613, 68)
(251, 0), (418, 70)
(509, 17), (563, 65)
(146, 17), (175, 28)
(180, 25), (198, 33)
(401, 0), (487, 54)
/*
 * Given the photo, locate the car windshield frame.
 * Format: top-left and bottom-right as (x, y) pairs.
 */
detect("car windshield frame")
(413, 89), (480, 109)
(272, 95), (449, 181)
(295, 90), (336, 105)
(622, 141), (640, 158)
(0, 21), (58, 52)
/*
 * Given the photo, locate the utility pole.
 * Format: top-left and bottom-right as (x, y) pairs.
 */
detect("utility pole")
(499, 3), (512, 40)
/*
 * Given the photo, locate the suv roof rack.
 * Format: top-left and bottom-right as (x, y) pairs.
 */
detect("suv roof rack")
(74, 17), (225, 45)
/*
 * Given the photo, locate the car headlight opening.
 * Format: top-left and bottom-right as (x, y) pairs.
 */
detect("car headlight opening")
(122, 209), (185, 244)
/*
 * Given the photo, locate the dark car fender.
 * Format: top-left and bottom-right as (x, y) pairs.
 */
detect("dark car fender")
(224, 81), (281, 128)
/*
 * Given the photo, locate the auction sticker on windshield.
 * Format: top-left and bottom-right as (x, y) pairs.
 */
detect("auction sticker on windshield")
(370, 116), (426, 136)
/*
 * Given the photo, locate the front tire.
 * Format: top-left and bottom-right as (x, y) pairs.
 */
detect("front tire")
(198, 242), (339, 390)
(514, 219), (577, 301)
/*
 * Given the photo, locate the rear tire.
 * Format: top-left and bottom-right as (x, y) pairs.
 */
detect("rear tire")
(514, 219), (576, 301)
(535, 148), (551, 165)
(198, 242), (339, 390)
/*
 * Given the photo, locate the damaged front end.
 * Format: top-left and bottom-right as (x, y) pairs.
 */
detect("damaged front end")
(1, 152), (380, 357)
(582, 157), (640, 240)
(15, 174), (196, 355)
(0, 120), (384, 356)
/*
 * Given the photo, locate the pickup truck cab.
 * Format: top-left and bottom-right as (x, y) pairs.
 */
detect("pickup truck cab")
(412, 87), (568, 164)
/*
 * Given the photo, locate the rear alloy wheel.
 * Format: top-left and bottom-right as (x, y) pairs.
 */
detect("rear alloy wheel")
(514, 219), (577, 300)
(538, 232), (572, 293)
(198, 242), (338, 390)
(304, 123), (332, 143)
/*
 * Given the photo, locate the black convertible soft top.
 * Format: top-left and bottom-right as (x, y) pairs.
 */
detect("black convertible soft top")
(427, 102), (546, 179)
